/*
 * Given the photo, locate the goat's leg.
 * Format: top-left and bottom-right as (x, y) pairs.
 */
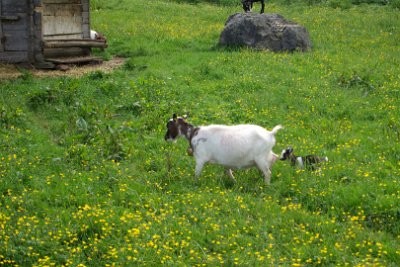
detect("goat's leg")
(225, 168), (236, 182)
(260, 0), (265, 13)
(263, 169), (272, 184)
(255, 159), (272, 184)
(194, 160), (205, 180)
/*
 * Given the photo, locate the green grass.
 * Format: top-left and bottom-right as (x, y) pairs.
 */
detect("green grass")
(1, 0), (400, 266)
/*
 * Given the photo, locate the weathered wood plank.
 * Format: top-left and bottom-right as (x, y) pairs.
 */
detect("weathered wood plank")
(2, 14), (27, 31)
(82, 11), (89, 24)
(44, 47), (89, 58)
(27, 0), (36, 64)
(44, 56), (103, 64)
(0, 15), (20, 20)
(34, 0), (42, 7)
(42, 4), (82, 16)
(81, 0), (90, 39)
(44, 33), (83, 40)
(43, 0), (81, 4)
(82, 0), (89, 12)
(2, 24), (27, 34)
(3, 31), (28, 51)
(0, 51), (29, 62)
(1, 8), (29, 53)
(32, 12), (43, 64)
(42, 15), (82, 36)
(46, 57), (103, 64)
(1, 1), (28, 13)
(35, 61), (55, 69)
(82, 23), (90, 39)
(0, 0), (3, 52)
(44, 39), (107, 48)
(2, 0), (27, 5)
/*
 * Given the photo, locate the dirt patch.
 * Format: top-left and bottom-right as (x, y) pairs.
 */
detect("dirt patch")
(0, 57), (126, 80)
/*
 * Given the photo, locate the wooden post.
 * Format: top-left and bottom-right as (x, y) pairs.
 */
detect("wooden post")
(33, 0), (54, 69)
(28, 0), (35, 64)
(0, 1), (3, 52)
(82, 0), (90, 39)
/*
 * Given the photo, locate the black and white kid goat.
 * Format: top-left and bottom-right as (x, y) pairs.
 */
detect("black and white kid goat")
(280, 147), (328, 170)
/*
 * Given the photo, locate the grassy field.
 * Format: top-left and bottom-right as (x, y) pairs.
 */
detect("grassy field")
(1, 0), (400, 266)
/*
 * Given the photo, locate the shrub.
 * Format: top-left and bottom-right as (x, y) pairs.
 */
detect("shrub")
(328, 0), (352, 8)
(389, 0), (400, 7)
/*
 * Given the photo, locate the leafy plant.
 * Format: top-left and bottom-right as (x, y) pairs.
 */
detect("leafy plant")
(27, 88), (58, 110)
(337, 72), (377, 95)
(0, 105), (25, 128)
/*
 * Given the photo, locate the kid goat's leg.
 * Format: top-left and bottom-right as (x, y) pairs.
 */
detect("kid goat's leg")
(225, 168), (236, 182)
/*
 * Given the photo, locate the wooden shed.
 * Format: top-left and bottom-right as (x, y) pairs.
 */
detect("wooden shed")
(0, 0), (107, 69)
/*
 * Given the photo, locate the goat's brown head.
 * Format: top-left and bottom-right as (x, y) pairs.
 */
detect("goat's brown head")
(164, 114), (190, 141)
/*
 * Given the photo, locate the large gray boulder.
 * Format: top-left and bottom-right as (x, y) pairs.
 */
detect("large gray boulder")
(219, 13), (312, 52)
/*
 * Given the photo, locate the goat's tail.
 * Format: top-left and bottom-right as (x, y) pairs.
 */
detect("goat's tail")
(270, 125), (283, 135)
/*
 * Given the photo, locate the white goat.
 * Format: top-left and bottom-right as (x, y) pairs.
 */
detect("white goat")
(165, 114), (282, 184)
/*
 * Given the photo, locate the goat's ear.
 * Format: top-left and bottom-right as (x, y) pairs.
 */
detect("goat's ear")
(172, 114), (177, 121)
(288, 147), (293, 153)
